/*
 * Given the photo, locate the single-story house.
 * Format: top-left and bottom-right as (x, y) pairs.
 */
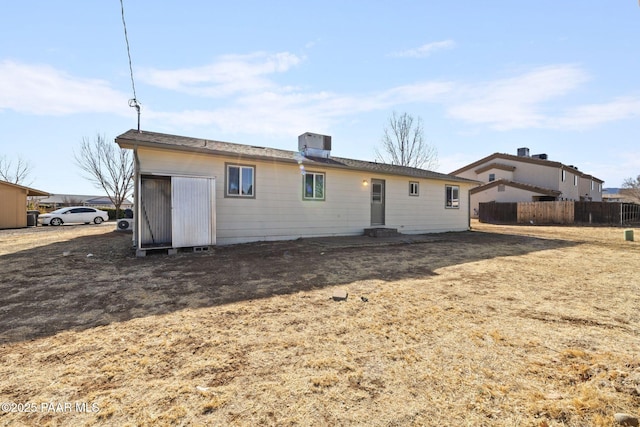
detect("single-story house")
(0, 180), (49, 229)
(115, 130), (478, 252)
(602, 188), (639, 204)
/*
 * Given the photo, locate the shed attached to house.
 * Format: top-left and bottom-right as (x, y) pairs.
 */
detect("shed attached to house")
(116, 130), (478, 250)
(0, 180), (49, 229)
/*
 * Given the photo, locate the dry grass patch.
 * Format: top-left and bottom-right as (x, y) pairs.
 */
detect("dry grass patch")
(0, 221), (638, 425)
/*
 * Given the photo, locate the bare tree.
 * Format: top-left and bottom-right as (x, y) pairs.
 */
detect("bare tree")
(74, 134), (134, 219)
(375, 111), (439, 170)
(621, 175), (640, 202)
(0, 155), (33, 185)
(62, 196), (84, 207)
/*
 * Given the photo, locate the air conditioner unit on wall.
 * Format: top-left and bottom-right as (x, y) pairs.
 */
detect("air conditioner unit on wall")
(116, 218), (134, 231)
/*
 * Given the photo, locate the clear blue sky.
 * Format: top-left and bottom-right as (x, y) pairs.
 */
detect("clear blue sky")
(1, 1), (639, 195)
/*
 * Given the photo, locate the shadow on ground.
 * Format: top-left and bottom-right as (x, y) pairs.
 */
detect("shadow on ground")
(0, 229), (577, 344)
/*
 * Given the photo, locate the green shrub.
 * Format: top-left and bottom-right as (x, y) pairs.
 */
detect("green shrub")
(104, 209), (127, 220)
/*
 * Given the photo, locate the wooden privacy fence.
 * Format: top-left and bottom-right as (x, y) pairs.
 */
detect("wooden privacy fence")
(478, 202), (517, 223)
(574, 201), (640, 224)
(518, 201), (574, 224)
(479, 201), (640, 225)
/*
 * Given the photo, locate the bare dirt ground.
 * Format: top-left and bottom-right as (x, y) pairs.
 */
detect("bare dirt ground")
(0, 221), (638, 426)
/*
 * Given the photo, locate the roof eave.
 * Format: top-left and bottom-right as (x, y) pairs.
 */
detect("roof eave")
(0, 179), (49, 197)
(116, 133), (479, 185)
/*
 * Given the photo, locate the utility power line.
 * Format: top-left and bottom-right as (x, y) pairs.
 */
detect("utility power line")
(120, 0), (141, 131)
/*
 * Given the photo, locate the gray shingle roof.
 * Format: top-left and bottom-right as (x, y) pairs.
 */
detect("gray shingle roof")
(116, 129), (478, 184)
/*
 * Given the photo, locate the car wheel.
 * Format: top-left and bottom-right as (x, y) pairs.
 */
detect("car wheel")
(94, 217), (104, 224)
(50, 218), (63, 226)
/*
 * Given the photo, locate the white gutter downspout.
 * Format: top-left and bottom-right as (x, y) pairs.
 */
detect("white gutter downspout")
(468, 187), (471, 230)
(133, 145), (140, 249)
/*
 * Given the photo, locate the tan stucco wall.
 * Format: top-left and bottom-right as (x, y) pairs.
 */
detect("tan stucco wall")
(476, 169), (514, 183)
(578, 177), (603, 201)
(456, 158), (559, 189)
(137, 147), (473, 244)
(458, 158), (604, 203)
(0, 183), (27, 229)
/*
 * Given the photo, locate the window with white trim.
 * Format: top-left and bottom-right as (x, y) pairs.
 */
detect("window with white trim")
(409, 181), (419, 196)
(562, 169), (566, 182)
(445, 185), (459, 208)
(489, 173), (495, 182)
(303, 172), (325, 200)
(226, 164), (255, 197)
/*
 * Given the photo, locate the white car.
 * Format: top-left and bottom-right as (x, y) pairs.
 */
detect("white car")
(39, 207), (109, 226)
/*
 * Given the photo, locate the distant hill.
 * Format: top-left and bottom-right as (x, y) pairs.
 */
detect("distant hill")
(603, 188), (622, 194)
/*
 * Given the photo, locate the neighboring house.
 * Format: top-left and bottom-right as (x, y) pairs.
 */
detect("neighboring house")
(0, 180), (49, 229)
(603, 188), (625, 203)
(115, 129), (478, 251)
(450, 148), (604, 218)
(35, 194), (133, 210)
(603, 188), (640, 204)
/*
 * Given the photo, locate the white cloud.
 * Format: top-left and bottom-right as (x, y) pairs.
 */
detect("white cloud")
(551, 96), (640, 129)
(138, 52), (304, 98)
(145, 79), (456, 138)
(390, 40), (456, 58)
(0, 60), (129, 116)
(147, 91), (366, 137)
(140, 51), (455, 136)
(581, 151), (640, 187)
(144, 59), (640, 137)
(446, 65), (591, 130)
(445, 65), (640, 131)
(3, 55), (639, 139)
(377, 81), (454, 104)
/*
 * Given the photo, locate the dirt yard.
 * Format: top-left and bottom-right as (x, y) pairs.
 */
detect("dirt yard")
(0, 221), (638, 426)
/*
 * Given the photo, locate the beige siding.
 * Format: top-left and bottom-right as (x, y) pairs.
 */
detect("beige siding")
(470, 185), (546, 218)
(0, 183), (27, 229)
(137, 147), (472, 244)
(384, 178), (470, 233)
